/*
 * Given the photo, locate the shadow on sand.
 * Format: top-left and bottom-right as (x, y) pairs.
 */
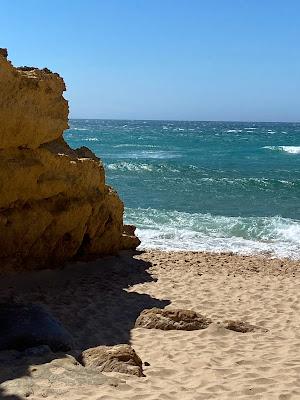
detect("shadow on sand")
(0, 250), (170, 399)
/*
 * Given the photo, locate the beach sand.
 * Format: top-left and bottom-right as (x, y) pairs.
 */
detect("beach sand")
(1, 250), (300, 399)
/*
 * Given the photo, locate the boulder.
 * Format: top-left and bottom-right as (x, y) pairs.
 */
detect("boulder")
(135, 308), (212, 330)
(0, 303), (74, 352)
(81, 344), (144, 377)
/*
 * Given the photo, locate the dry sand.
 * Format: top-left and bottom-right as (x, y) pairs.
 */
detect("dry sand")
(1, 250), (300, 399)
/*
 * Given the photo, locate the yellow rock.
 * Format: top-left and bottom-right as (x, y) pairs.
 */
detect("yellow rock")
(0, 49), (140, 272)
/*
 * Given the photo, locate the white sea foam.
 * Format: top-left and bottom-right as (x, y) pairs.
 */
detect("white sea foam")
(69, 128), (89, 131)
(107, 162), (179, 173)
(113, 144), (158, 149)
(263, 146), (300, 154)
(108, 162), (154, 172)
(125, 207), (300, 259)
(83, 137), (99, 142)
(117, 150), (181, 160)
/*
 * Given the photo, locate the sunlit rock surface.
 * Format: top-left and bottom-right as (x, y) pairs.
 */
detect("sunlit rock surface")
(0, 49), (140, 272)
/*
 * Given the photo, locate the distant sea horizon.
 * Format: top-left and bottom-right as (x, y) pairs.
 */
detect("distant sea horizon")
(65, 119), (300, 259)
(70, 118), (300, 124)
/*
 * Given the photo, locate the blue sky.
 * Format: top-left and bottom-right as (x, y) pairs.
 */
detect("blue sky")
(1, 0), (300, 121)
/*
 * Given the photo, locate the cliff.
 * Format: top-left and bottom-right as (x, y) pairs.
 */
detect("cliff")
(0, 49), (140, 272)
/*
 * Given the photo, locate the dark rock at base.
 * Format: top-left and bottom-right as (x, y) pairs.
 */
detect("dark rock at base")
(81, 344), (144, 377)
(0, 303), (74, 352)
(135, 307), (212, 330)
(121, 225), (141, 250)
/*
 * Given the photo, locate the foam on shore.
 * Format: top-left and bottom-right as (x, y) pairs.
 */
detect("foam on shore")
(126, 207), (300, 259)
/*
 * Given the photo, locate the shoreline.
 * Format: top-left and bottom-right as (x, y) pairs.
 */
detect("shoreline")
(1, 249), (300, 399)
(148, 247), (300, 263)
(124, 208), (300, 261)
(137, 247), (300, 264)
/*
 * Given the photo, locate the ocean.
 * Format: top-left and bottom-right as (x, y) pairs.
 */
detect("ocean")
(65, 120), (300, 259)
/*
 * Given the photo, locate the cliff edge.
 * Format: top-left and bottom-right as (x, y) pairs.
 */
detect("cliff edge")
(0, 49), (140, 272)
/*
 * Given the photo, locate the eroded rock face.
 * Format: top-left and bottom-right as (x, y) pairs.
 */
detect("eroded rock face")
(81, 344), (144, 377)
(0, 53), (68, 149)
(135, 308), (212, 331)
(0, 49), (139, 271)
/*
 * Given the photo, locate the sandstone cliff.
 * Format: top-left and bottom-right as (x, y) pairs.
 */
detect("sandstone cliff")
(0, 49), (140, 272)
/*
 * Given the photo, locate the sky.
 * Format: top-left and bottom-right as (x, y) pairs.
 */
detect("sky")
(1, 0), (300, 122)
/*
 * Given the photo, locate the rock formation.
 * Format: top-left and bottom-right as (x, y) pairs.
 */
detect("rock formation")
(0, 49), (140, 272)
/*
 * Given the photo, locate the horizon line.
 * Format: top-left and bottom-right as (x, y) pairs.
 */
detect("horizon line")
(68, 117), (300, 124)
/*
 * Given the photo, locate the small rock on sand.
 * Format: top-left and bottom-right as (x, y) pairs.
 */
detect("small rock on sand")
(223, 319), (268, 333)
(134, 307), (212, 330)
(81, 344), (144, 377)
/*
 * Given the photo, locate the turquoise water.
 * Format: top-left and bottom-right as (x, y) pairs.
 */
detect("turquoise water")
(65, 120), (300, 259)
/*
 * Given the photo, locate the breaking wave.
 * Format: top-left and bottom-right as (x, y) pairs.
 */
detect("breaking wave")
(263, 146), (300, 154)
(107, 162), (179, 173)
(125, 207), (300, 259)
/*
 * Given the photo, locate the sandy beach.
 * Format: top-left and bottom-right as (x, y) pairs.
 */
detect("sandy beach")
(1, 250), (300, 399)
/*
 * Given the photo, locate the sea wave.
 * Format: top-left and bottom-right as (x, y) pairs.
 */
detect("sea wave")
(115, 150), (181, 159)
(195, 177), (298, 189)
(113, 144), (159, 148)
(110, 164), (295, 186)
(161, 176), (298, 190)
(108, 162), (154, 172)
(107, 162), (298, 189)
(125, 207), (300, 259)
(263, 146), (300, 154)
(68, 127), (89, 131)
(83, 137), (99, 142)
(107, 162), (179, 173)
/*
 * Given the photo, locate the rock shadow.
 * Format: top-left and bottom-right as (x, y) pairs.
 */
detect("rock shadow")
(0, 250), (170, 398)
